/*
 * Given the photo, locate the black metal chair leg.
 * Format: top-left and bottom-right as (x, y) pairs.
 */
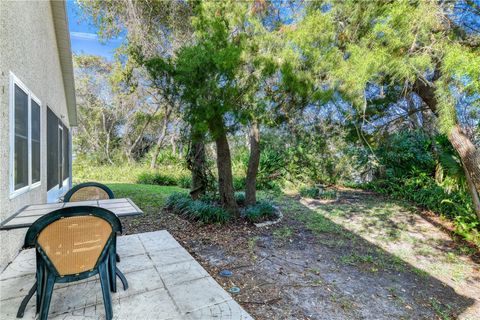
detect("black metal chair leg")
(38, 272), (55, 320)
(108, 249), (117, 293)
(99, 262), (113, 320)
(116, 268), (128, 290)
(116, 253), (120, 262)
(16, 282), (37, 318)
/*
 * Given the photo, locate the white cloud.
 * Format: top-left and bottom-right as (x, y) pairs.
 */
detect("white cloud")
(70, 32), (98, 41)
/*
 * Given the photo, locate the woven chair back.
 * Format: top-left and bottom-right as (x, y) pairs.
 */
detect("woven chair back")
(69, 186), (111, 202)
(37, 215), (112, 276)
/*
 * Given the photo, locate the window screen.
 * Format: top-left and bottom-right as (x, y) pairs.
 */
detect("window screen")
(31, 100), (41, 183)
(47, 107), (59, 190)
(58, 126), (63, 187)
(14, 84), (29, 190)
(63, 125), (70, 180)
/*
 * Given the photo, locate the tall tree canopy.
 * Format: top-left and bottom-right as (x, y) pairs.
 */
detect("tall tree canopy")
(282, 0), (480, 217)
(76, 0), (479, 225)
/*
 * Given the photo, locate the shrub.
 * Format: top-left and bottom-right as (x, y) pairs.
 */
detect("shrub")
(233, 176), (245, 191)
(320, 190), (337, 200)
(257, 179), (283, 191)
(187, 201), (230, 224)
(300, 186), (337, 200)
(243, 201), (277, 223)
(177, 175), (192, 189)
(199, 192), (246, 206)
(137, 171), (177, 186)
(199, 193), (218, 203)
(376, 131), (435, 178)
(299, 187), (320, 198)
(235, 192), (246, 206)
(166, 193), (230, 224)
(73, 162), (145, 184)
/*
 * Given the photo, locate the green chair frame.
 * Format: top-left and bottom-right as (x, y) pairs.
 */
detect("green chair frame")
(23, 206), (122, 320)
(63, 182), (115, 202)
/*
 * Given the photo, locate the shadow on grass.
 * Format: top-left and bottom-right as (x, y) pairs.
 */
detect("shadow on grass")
(302, 193), (480, 266)
(271, 193), (478, 319)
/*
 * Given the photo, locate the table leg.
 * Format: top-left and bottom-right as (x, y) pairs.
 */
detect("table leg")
(116, 268), (128, 290)
(16, 282), (36, 318)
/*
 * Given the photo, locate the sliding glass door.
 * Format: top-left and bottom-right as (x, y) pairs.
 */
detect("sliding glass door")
(46, 107), (70, 202)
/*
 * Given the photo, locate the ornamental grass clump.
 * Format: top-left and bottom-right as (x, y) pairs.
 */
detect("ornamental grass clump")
(243, 201), (277, 223)
(166, 193), (230, 224)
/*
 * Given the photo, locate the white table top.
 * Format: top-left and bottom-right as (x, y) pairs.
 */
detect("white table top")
(0, 198), (143, 230)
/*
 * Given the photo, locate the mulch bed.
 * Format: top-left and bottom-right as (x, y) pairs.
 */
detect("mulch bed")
(120, 208), (300, 318)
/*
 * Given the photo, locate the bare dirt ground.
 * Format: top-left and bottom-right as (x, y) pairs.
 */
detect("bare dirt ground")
(121, 189), (480, 320)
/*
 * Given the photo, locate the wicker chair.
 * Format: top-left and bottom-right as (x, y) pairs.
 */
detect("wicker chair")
(63, 182), (128, 292)
(24, 206), (122, 320)
(63, 182), (115, 202)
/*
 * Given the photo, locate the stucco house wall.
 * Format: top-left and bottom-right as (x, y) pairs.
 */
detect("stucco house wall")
(0, 0), (76, 271)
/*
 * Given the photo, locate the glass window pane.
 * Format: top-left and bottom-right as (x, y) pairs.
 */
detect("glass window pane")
(32, 141), (40, 183)
(14, 136), (28, 190)
(31, 100), (41, 183)
(14, 85), (28, 138)
(14, 84), (29, 190)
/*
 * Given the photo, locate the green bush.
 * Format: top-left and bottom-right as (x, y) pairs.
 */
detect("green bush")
(73, 162), (145, 184)
(166, 193), (230, 224)
(320, 190), (337, 200)
(233, 176), (246, 191)
(137, 171), (177, 186)
(299, 187), (337, 200)
(243, 201), (277, 223)
(177, 175), (192, 189)
(199, 192), (246, 206)
(235, 192), (246, 206)
(299, 187), (320, 198)
(73, 158), (191, 188)
(376, 131), (435, 178)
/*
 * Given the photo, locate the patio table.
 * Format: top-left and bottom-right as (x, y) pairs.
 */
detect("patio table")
(0, 198), (142, 230)
(0, 198), (143, 318)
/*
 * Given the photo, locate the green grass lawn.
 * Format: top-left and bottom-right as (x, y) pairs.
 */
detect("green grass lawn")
(105, 183), (187, 215)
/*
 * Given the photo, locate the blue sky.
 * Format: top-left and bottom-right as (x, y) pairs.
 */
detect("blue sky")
(67, 0), (122, 60)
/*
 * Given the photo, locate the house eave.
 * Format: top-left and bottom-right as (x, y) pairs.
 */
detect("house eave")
(50, 0), (77, 127)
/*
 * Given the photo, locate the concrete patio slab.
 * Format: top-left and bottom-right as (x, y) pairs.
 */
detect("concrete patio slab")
(0, 230), (253, 320)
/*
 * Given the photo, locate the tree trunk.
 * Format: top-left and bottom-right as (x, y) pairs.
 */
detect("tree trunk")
(415, 80), (480, 219)
(101, 112), (114, 165)
(126, 104), (162, 162)
(215, 130), (240, 217)
(209, 116), (239, 216)
(245, 121), (260, 206)
(187, 130), (207, 200)
(448, 126), (480, 219)
(150, 107), (171, 169)
(171, 135), (177, 155)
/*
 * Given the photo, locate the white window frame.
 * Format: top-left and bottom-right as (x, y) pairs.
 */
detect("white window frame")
(9, 72), (42, 199)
